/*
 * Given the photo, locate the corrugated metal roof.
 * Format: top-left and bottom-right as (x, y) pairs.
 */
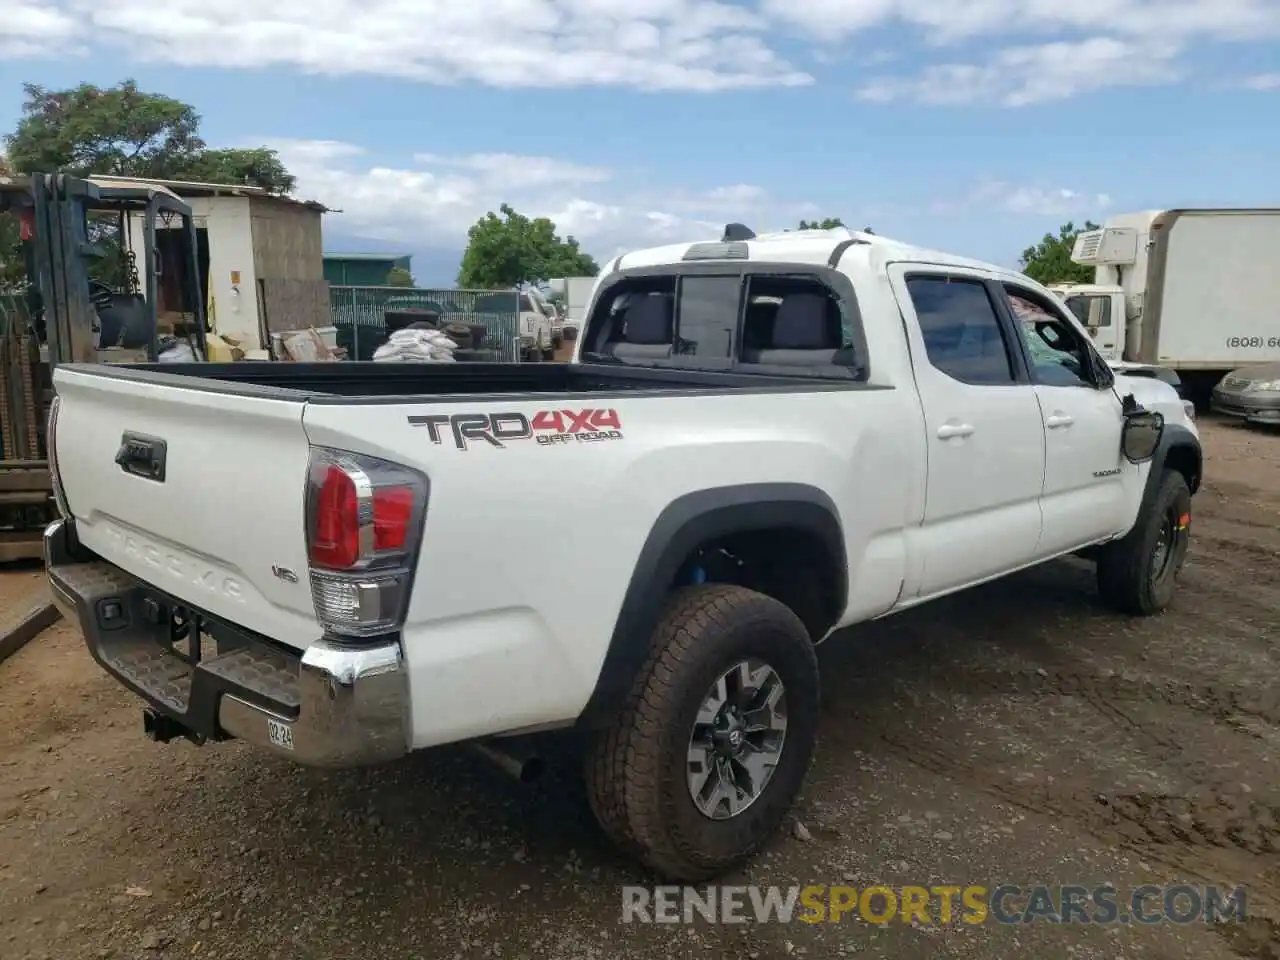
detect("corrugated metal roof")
(87, 174), (330, 212)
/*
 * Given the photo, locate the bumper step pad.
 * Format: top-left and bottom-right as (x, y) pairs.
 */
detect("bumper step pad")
(49, 561), (300, 735)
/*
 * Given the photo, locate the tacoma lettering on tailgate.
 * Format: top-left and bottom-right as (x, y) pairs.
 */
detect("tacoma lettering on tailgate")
(408, 409), (623, 451)
(104, 523), (246, 602)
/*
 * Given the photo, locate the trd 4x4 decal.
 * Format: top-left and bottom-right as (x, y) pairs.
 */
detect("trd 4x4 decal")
(408, 408), (624, 450)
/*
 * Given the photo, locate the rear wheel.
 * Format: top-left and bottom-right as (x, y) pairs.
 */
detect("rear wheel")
(1096, 469), (1192, 615)
(584, 584), (819, 881)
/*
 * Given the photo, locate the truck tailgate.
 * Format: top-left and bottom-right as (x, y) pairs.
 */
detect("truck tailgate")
(52, 366), (321, 650)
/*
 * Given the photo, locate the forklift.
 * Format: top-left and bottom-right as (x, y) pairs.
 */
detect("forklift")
(0, 173), (208, 560)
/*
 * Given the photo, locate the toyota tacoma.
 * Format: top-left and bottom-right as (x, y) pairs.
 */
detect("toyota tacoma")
(44, 225), (1201, 881)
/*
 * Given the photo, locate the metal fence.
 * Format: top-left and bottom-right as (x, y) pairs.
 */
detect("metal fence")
(0, 291), (43, 462)
(328, 286), (521, 362)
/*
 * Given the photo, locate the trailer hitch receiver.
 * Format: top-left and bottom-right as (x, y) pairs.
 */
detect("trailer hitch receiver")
(142, 709), (204, 746)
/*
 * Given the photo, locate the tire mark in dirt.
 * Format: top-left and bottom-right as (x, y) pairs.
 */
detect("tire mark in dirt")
(858, 666), (1280, 727)
(1185, 546), (1280, 601)
(1191, 533), (1280, 569)
(870, 732), (1279, 915)
(1074, 686), (1182, 757)
(1095, 791), (1276, 855)
(1214, 915), (1280, 960)
(1200, 478), (1280, 513)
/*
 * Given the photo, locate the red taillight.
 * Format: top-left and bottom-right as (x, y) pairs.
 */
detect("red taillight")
(304, 447), (428, 639)
(373, 486), (415, 551)
(310, 465), (360, 569)
(309, 467), (418, 569)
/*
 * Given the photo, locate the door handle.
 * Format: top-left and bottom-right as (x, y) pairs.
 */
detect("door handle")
(936, 423), (975, 440)
(1045, 414), (1074, 429)
(115, 431), (167, 481)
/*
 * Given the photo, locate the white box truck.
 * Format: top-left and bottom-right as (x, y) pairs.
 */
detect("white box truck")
(1048, 208), (1280, 405)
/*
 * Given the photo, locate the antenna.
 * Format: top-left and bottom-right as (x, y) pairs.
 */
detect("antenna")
(722, 222), (756, 242)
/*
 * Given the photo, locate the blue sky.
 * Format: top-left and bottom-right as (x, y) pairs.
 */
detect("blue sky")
(2, 1), (1277, 286)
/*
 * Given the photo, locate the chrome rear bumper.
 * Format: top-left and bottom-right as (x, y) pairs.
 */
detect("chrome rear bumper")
(44, 518), (409, 768)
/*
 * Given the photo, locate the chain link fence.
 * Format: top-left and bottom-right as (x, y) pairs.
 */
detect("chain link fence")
(329, 286), (521, 362)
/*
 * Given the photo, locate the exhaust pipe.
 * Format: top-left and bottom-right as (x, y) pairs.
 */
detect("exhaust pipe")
(472, 740), (546, 783)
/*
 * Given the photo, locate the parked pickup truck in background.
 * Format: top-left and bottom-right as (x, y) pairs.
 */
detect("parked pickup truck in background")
(45, 224), (1202, 882)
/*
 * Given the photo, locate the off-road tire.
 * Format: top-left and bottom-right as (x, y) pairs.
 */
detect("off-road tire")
(1096, 469), (1192, 616)
(584, 584), (820, 881)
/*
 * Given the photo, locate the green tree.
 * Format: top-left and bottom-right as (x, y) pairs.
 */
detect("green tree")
(457, 203), (598, 288)
(1, 80), (297, 291)
(3, 80), (294, 192)
(797, 217), (845, 229)
(0, 152), (24, 289)
(385, 265), (415, 287)
(1018, 220), (1099, 285)
(184, 147), (295, 193)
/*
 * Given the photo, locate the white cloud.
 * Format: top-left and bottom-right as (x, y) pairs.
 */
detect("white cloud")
(778, 0), (1280, 106)
(765, 0), (1280, 44)
(1241, 73), (1280, 90)
(411, 154), (612, 190)
(270, 138), (788, 258)
(996, 184), (1112, 218)
(930, 180), (1113, 218)
(6, 0), (1277, 97)
(0, 1), (81, 57)
(856, 37), (1181, 106)
(271, 138), (1113, 261)
(3, 0), (811, 92)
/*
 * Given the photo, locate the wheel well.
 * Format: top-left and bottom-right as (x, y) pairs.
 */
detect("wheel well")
(1164, 443), (1201, 495)
(672, 527), (844, 641)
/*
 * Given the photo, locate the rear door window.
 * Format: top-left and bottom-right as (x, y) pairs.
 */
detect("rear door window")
(906, 276), (1017, 385)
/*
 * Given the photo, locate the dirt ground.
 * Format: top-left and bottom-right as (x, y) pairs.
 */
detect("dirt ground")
(1, 416), (1277, 960)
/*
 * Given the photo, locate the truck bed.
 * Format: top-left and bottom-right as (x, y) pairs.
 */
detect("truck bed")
(78, 360), (860, 401)
(48, 357), (876, 662)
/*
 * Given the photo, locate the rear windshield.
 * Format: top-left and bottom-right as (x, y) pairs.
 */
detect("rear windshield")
(579, 270), (865, 380)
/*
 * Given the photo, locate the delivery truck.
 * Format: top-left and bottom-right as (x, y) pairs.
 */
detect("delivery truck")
(1048, 208), (1280, 406)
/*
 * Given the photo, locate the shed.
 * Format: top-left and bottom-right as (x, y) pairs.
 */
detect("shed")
(324, 252), (413, 287)
(97, 175), (331, 350)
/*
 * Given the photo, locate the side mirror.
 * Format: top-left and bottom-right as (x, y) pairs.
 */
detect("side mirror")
(1121, 409), (1164, 463)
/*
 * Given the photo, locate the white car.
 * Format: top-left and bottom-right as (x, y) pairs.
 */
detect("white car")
(44, 224), (1201, 883)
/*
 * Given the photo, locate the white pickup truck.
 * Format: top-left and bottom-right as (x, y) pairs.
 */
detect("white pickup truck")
(44, 225), (1201, 882)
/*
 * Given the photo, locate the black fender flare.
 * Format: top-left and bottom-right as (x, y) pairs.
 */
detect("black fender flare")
(576, 482), (846, 729)
(1131, 422), (1202, 536)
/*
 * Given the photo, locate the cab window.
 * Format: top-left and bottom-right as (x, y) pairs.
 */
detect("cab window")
(1065, 294), (1111, 328)
(1004, 285), (1106, 388)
